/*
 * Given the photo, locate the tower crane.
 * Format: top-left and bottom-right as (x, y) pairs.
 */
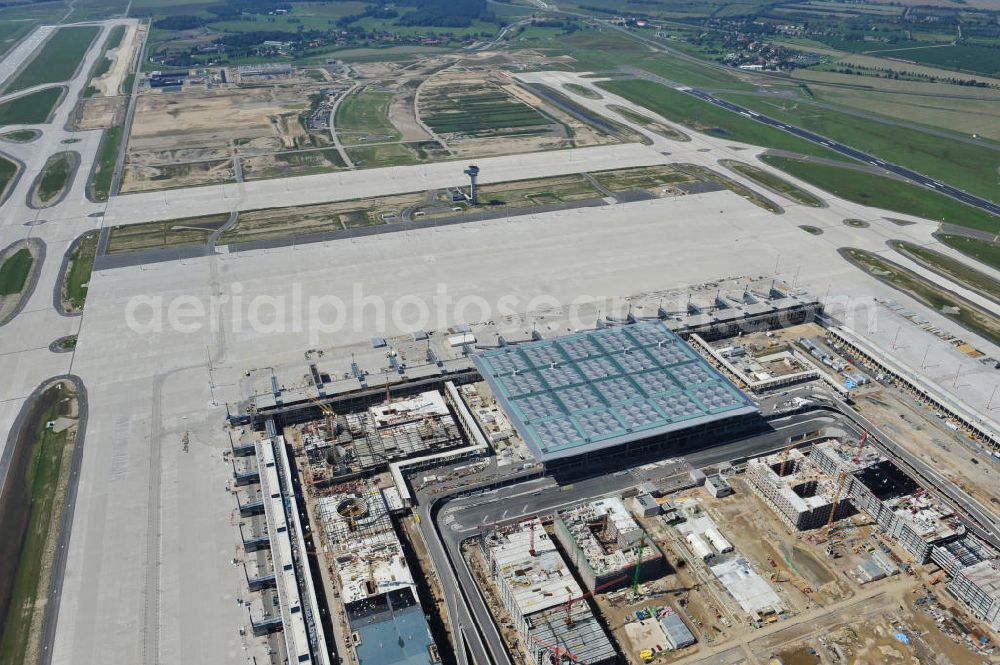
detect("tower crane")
(852, 421), (873, 464)
(307, 395), (338, 468)
(522, 632), (578, 664)
(778, 441), (796, 477)
(823, 470), (848, 536)
(632, 538), (647, 598)
(563, 574), (629, 626)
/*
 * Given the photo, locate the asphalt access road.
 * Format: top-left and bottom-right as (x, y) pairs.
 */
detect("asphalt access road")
(423, 402), (1000, 665)
(417, 411), (837, 665)
(683, 89), (1000, 218)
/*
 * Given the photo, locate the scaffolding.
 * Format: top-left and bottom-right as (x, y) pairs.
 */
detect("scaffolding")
(482, 519), (618, 665)
(745, 446), (853, 531)
(552, 497), (662, 592)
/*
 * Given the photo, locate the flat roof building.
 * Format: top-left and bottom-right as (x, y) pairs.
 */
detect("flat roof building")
(315, 482), (440, 665)
(811, 441), (964, 562)
(704, 473), (732, 498)
(339, 390), (464, 473)
(746, 447), (854, 530)
(483, 519), (617, 665)
(659, 608), (696, 649)
(949, 560), (1000, 632)
(472, 322), (758, 471)
(553, 497), (663, 592)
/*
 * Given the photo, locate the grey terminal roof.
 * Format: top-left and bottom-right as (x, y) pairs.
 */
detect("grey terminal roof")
(472, 321), (757, 462)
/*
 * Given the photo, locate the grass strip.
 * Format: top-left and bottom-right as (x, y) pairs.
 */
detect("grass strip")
(0, 88), (61, 124)
(891, 240), (1000, 304)
(721, 159), (824, 207)
(0, 382), (77, 665)
(63, 233), (98, 312)
(90, 124), (121, 201)
(936, 234), (1000, 272)
(6, 26), (99, 92)
(841, 247), (1000, 346)
(763, 156), (1000, 234)
(598, 79), (846, 160)
(0, 247), (32, 295)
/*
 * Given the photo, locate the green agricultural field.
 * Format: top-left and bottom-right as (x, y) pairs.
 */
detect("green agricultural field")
(35, 153), (75, 204)
(891, 240), (1000, 304)
(0, 88), (61, 124)
(721, 160), (824, 207)
(873, 44), (1000, 79)
(537, 28), (753, 91)
(64, 0), (130, 20)
(720, 93), (1000, 203)
(335, 90), (399, 145)
(0, 381), (78, 665)
(423, 90), (550, 135)
(0, 155), (17, 201)
(762, 156), (1000, 233)
(5, 26), (100, 93)
(937, 234), (1000, 272)
(63, 233), (99, 312)
(0, 247), (32, 295)
(597, 80), (845, 160)
(842, 247), (1000, 346)
(90, 124), (122, 201)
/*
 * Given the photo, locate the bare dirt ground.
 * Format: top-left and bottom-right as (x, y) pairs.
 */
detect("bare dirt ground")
(72, 95), (124, 130)
(854, 390), (1000, 510)
(93, 23), (142, 98)
(127, 146), (232, 166)
(130, 87), (314, 149)
(126, 85), (337, 189)
(121, 158), (234, 193)
(388, 79), (434, 142)
(706, 481), (858, 608)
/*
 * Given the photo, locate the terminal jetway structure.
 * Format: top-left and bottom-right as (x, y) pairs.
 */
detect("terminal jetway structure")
(255, 436), (332, 665)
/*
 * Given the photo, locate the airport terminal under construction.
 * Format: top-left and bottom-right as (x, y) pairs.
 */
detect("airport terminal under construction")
(221, 279), (1000, 665)
(7, 13), (1000, 665)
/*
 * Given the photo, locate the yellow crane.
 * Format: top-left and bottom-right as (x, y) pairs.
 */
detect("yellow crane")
(307, 395), (338, 468)
(778, 441), (796, 477)
(823, 470), (848, 536)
